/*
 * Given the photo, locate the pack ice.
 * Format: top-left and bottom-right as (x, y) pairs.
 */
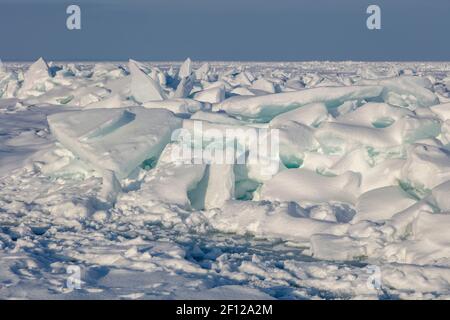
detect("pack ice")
(2, 58), (450, 299)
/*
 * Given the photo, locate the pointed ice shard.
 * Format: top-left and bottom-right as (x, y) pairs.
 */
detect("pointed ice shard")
(129, 59), (167, 103)
(173, 76), (194, 98)
(47, 107), (182, 179)
(195, 62), (210, 80)
(179, 57), (192, 79)
(18, 57), (51, 97)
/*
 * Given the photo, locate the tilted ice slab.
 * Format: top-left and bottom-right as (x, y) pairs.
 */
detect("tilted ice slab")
(47, 107), (182, 179)
(129, 60), (167, 103)
(215, 85), (383, 121)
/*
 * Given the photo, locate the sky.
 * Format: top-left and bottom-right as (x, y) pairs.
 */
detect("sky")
(0, 0), (449, 61)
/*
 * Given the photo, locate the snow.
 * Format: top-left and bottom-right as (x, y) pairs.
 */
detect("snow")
(2, 59), (450, 299)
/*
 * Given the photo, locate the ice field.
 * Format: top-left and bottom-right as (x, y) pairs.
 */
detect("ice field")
(1, 58), (450, 299)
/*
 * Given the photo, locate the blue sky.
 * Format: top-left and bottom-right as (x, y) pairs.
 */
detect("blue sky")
(0, 0), (449, 61)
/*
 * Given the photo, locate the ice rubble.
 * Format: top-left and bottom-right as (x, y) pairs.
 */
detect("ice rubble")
(4, 59), (450, 298)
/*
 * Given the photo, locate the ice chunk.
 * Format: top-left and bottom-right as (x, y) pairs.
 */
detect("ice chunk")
(412, 212), (450, 248)
(250, 78), (276, 93)
(271, 120), (319, 168)
(257, 169), (361, 205)
(315, 114), (440, 153)
(139, 163), (206, 209)
(401, 144), (450, 190)
(194, 62), (210, 80)
(204, 164), (235, 209)
(336, 102), (412, 128)
(47, 107), (182, 179)
(129, 59), (167, 102)
(315, 122), (399, 152)
(230, 87), (256, 96)
(430, 180), (450, 212)
(126, 142), (208, 208)
(358, 76), (439, 108)
(190, 110), (245, 126)
(216, 85), (383, 121)
(178, 58), (192, 79)
(233, 72), (253, 86)
(430, 102), (450, 121)
(270, 102), (330, 127)
(359, 159), (406, 193)
(353, 186), (417, 223)
(193, 86), (225, 104)
(173, 76), (194, 98)
(84, 94), (134, 109)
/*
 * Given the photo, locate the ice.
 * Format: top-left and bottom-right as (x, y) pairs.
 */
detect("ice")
(173, 75), (194, 98)
(353, 186), (417, 223)
(178, 57), (193, 79)
(193, 86), (225, 104)
(194, 62), (210, 80)
(270, 102), (330, 127)
(358, 76), (439, 108)
(431, 181), (450, 212)
(143, 98), (202, 114)
(310, 234), (366, 261)
(204, 164), (235, 209)
(3, 60), (450, 299)
(128, 60), (167, 102)
(271, 120), (319, 167)
(401, 143), (450, 190)
(430, 102), (450, 121)
(208, 201), (348, 243)
(47, 107), (182, 179)
(17, 57), (51, 98)
(256, 169), (361, 205)
(216, 85), (383, 121)
(250, 78), (276, 93)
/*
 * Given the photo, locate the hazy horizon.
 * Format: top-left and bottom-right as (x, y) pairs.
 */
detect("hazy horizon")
(1, 0), (449, 61)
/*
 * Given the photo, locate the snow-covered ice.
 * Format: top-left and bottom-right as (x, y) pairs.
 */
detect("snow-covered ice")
(2, 59), (450, 299)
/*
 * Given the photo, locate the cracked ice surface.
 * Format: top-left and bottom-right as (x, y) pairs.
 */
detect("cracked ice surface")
(2, 59), (450, 299)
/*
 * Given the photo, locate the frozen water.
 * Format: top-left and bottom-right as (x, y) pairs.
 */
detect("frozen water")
(2, 59), (450, 299)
